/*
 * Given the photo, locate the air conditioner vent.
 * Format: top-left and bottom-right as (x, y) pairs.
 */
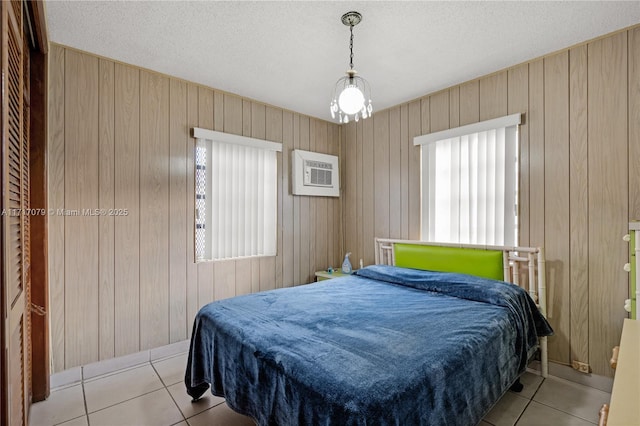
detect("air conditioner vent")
(292, 150), (339, 197)
(305, 160), (333, 187)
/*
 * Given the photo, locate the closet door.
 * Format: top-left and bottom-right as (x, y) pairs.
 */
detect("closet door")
(1, 0), (30, 424)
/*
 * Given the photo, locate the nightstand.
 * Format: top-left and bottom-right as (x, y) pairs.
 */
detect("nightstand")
(315, 269), (354, 281)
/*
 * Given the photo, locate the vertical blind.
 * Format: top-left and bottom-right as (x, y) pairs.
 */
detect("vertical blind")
(194, 129), (281, 261)
(414, 114), (520, 247)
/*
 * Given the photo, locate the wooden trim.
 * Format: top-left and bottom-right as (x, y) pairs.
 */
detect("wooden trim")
(0, 2), (6, 412)
(598, 404), (609, 426)
(25, 1), (47, 54)
(29, 48), (48, 402)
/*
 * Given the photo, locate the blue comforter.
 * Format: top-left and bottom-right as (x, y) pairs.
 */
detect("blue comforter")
(186, 265), (553, 426)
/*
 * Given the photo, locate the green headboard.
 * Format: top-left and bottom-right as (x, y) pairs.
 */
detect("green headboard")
(394, 243), (504, 280)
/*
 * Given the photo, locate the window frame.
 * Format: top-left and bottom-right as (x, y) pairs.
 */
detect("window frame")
(413, 113), (521, 247)
(192, 128), (282, 262)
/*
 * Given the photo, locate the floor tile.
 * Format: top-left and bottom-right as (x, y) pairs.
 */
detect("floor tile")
(478, 422), (493, 426)
(483, 392), (530, 426)
(512, 372), (544, 400)
(167, 382), (225, 419)
(153, 354), (187, 386)
(532, 376), (610, 423)
(88, 388), (184, 426)
(56, 415), (88, 426)
(83, 364), (164, 413)
(29, 384), (85, 426)
(187, 403), (255, 426)
(516, 401), (595, 426)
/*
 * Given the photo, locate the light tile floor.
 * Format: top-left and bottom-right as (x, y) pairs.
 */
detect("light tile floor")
(30, 353), (610, 426)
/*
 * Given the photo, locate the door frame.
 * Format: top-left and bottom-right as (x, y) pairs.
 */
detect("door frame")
(27, 0), (49, 403)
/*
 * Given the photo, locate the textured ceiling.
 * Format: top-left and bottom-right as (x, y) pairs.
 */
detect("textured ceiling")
(45, 1), (640, 122)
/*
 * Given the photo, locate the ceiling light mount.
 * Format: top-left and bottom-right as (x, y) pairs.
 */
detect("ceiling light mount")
(330, 11), (372, 124)
(341, 11), (362, 27)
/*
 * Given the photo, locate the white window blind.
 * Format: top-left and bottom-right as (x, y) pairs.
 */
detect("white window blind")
(414, 114), (520, 246)
(193, 128), (281, 261)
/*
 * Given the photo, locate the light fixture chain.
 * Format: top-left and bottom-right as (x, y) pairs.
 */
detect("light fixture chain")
(349, 24), (354, 70)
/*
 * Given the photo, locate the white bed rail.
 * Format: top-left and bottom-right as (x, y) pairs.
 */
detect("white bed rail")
(374, 238), (549, 378)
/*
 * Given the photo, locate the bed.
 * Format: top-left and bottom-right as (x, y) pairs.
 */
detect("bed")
(185, 239), (553, 425)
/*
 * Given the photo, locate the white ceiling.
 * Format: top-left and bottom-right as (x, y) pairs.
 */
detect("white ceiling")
(45, 1), (640, 122)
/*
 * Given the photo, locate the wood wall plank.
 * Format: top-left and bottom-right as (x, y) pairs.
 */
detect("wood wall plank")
(186, 84), (199, 336)
(459, 81), (479, 125)
(331, 124), (342, 266)
(389, 106), (401, 239)
(98, 59), (115, 360)
(214, 260), (235, 300)
(362, 116), (375, 264)
(449, 87), (460, 128)
(313, 120), (327, 271)
(48, 44), (65, 372)
(64, 50), (99, 367)
(400, 104), (410, 240)
(114, 64), (140, 356)
(480, 72), (508, 120)
(356, 119), (364, 264)
(544, 52), (571, 363)
(408, 100), (422, 240)
(139, 71), (170, 350)
(630, 28), (640, 220)
(298, 116), (311, 281)
(292, 113), (301, 285)
(169, 79), (187, 343)
(308, 119), (317, 277)
(374, 110), (390, 241)
(588, 32), (628, 377)
(569, 45), (589, 365)
(266, 105), (282, 288)
(508, 64), (529, 246)
(282, 111), (294, 287)
(223, 94), (243, 136)
(235, 259), (252, 295)
(430, 91), (449, 132)
(528, 59), (545, 249)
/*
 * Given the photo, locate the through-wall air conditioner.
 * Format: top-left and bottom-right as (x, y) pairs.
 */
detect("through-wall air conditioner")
(291, 149), (339, 197)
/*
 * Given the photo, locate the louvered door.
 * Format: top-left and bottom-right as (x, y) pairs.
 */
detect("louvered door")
(2, 0), (30, 425)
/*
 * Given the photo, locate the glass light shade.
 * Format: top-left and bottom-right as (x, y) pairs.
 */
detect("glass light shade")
(338, 85), (365, 115)
(330, 74), (372, 123)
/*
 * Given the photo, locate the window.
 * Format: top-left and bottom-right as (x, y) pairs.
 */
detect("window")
(414, 114), (520, 247)
(193, 128), (282, 261)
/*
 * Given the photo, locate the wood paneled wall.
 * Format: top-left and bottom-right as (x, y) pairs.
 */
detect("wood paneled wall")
(47, 44), (342, 372)
(342, 26), (640, 377)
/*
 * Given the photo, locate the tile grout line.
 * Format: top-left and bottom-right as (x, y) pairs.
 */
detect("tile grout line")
(83, 386), (167, 417)
(530, 377), (606, 424)
(81, 380), (91, 426)
(513, 375), (545, 424)
(530, 399), (600, 425)
(150, 361), (188, 422)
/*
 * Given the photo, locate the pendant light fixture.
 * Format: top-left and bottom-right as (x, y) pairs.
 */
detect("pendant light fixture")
(329, 11), (372, 124)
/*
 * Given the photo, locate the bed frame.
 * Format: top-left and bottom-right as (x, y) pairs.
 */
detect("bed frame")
(374, 238), (549, 378)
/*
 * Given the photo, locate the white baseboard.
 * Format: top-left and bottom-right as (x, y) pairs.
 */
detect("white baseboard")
(529, 360), (613, 393)
(50, 339), (190, 390)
